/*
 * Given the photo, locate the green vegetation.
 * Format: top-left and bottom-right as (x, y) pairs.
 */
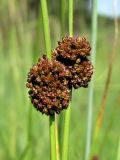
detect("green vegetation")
(40, 1), (56, 160)
(61, 0), (73, 160)
(0, 0), (120, 160)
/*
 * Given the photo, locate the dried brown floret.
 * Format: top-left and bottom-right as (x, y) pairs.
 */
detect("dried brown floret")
(52, 36), (91, 61)
(26, 55), (71, 116)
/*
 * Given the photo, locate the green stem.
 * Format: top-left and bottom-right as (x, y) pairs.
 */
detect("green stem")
(33, 7), (42, 63)
(61, 101), (72, 160)
(40, 1), (57, 160)
(40, 0), (51, 59)
(58, 0), (66, 152)
(61, 0), (66, 37)
(55, 114), (60, 160)
(49, 115), (56, 160)
(69, 0), (73, 36)
(85, 0), (98, 160)
(62, 0), (73, 159)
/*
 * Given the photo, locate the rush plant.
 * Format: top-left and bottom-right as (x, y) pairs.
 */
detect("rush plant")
(26, 0), (93, 160)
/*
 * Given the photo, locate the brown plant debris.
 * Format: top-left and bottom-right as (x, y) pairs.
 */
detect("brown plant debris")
(26, 55), (71, 116)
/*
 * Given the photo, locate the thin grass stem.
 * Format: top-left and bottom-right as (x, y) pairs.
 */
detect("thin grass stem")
(61, 1), (73, 159)
(49, 115), (57, 160)
(61, 0), (66, 37)
(85, 0), (98, 160)
(40, 0), (51, 59)
(58, 0), (66, 152)
(55, 114), (60, 160)
(33, 7), (42, 62)
(61, 101), (72, 160)
(69, 0), (73, 36)
(40, 1), (57, 160)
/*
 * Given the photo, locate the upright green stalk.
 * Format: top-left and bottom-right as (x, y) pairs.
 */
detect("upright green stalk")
(33, 7), (42, 63)
(41, 0), (51, 59)
(55, 114), (60, 160)
(61, 0), (66, 37)
(68, 0), (73, 36)
(49, 116), (56, 160)
(40, 1), (56, 160)
(62, 1), (73, 160)
(61, 101), (72, 160)
(58, 0), (66, 151)
(85, 0), (97, 160)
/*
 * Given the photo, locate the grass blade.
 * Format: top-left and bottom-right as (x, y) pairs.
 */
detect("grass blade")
(49, 116), (57, 160)
(61, 101), (72, 160)
(55, 114), (60, 160)
(40, 0), (51, 59)
(62, 1), (73, 159)
(68, 0), (73, 36)
(40, 1), (57, 160)
(58, 0), (66, 152)
(85, 0), (98, 160)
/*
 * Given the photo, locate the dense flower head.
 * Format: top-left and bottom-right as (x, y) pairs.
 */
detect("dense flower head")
(26, 55), (71, 116)
(52, 36), (93, 89)
(26, 36), (93, 115)
(68, 58), (93, 89)
(52, 36), (91, 61)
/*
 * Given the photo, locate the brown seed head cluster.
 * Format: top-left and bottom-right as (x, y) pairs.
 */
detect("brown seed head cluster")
(69, 59), (93, 89)
(26, 36), (93, 115)
(26, 56), (71, 115)
(52, 36), (91, 61)
(52, 36), (93, 89)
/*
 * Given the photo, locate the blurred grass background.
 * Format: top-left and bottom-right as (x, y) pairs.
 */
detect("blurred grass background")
(0, 0), (120, 160)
